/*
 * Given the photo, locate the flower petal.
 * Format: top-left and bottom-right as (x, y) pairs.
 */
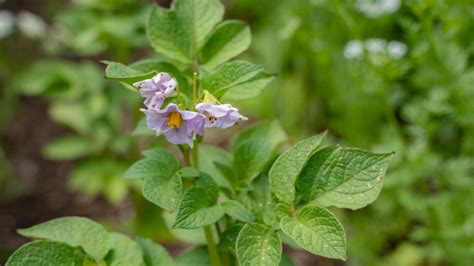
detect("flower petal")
(196, 103), (247, 129)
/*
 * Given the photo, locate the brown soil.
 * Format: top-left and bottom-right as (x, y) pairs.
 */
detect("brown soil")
(0, 97), (125, 260)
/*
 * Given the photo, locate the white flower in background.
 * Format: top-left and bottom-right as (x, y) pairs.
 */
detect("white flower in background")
(344, 38), (407, 63)
(387, 40), (408, 59)
(17, 11), (47, 39)
(365, 38), (387, 54)
(344, 39), (364, 59)
(356, 0), (401, 18)
(365, 38), (388, 65)
(0, 10), (15, 38)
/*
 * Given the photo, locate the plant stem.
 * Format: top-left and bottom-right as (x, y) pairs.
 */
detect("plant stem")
(192, 72), (198, 107)
(190, 71), (200, 168)
(176, 85), (185, 106)
(191, 67), (220, 265)
(204, 225), (222, 266)
(215, 223), (231, 266)
(222, 252), (231, 266)
(182, 147), (191, 167)
(191, 140), (199, 168)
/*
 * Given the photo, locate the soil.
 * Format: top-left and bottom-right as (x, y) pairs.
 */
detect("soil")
(0, 97), (126, 260)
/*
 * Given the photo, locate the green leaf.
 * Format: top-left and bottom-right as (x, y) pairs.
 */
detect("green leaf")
(236, 223), (282, 266)
(262, 203), (291, 227)
(201, 20), (251, 68)
(147, 7), (190, 63)
(248, 174), (274, 223)
(178, 167), (201, 178)
(17, 216), (109, 260)
(143, 173), (182, 211)
(147, 0), (224, 63)
(280, 205), (346, 260)
(297, 147), (394, 210)
(69, 159), (128, 204)
(193, 173), (219, 202)
(43, 135), (92, 160)
(136, 237), (175, 266)
(173, 187), (224, 229)
(269, 132), (327, 205)
(124, 150), (179, 180)
(49, 102), (91, 134)
(174, 0), (224, 53)
(103, 61), (155, 84)
(221, 72), (274, 100)
(201, 60), (273, 98)
(142, 147), (177, 162)
(233, 137), (274, 181)
(231, 122), (285, 187)
(435, 41), (467, 75)
(175, 247), (211, 266)
(130, 59), (190, 90)
(217, 224), (243, 252)
(221, 200), (253, 222)
(106, 233), (144, 266)
(6, 240), (86, 266)
(213, 161), (237, 188)
(86, 93), (108, 119)
(163, 212), (208, 244)
(104, 59), (189, 91)
(233, 120), (287, 151)
(198, 145), (233, 187)
(14, 61), (81, 98)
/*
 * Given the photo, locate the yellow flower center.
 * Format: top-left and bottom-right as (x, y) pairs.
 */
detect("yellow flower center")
(167, 112), (182, 128)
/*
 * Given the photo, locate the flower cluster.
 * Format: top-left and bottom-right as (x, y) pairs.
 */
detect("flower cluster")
(134, 73), (247, 147)
(344, 38), (408, 63)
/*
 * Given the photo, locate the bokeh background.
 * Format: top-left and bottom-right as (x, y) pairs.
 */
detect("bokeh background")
(1, 0), (473, 265)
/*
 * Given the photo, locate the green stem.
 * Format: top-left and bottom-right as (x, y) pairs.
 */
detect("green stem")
(192, 140), (199, 168)
(182, 147), (191, 167)
(192, 72), (198, 107)
(215, 223), (231, 266)
(190, 70), (200, 168)
(204, 225), (222, 266)
(177, 85), (185, 107)
(191, 66), (221, 265)
(222, 252), (231, 266)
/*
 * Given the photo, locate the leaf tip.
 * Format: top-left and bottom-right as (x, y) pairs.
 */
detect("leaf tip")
(16, 228), (27, 236)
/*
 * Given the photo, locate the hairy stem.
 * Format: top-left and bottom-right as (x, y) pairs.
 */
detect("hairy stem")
(204, 225), (222, 266)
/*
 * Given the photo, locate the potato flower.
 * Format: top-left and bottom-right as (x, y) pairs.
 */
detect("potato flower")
(196, 103), (247, 129)
(141, 104), (205, 147)
(133, 72), (177, 108)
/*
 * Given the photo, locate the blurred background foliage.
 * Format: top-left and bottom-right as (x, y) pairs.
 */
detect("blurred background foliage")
(1, 0), (473, 265)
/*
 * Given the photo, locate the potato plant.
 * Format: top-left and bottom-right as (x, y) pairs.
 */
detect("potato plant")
(5, 1), (393, 265)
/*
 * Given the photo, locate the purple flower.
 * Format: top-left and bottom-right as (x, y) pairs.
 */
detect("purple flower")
(141, 104), (205, 147)
(133, 73), (178, 108)
(196, 103), (247, 129)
